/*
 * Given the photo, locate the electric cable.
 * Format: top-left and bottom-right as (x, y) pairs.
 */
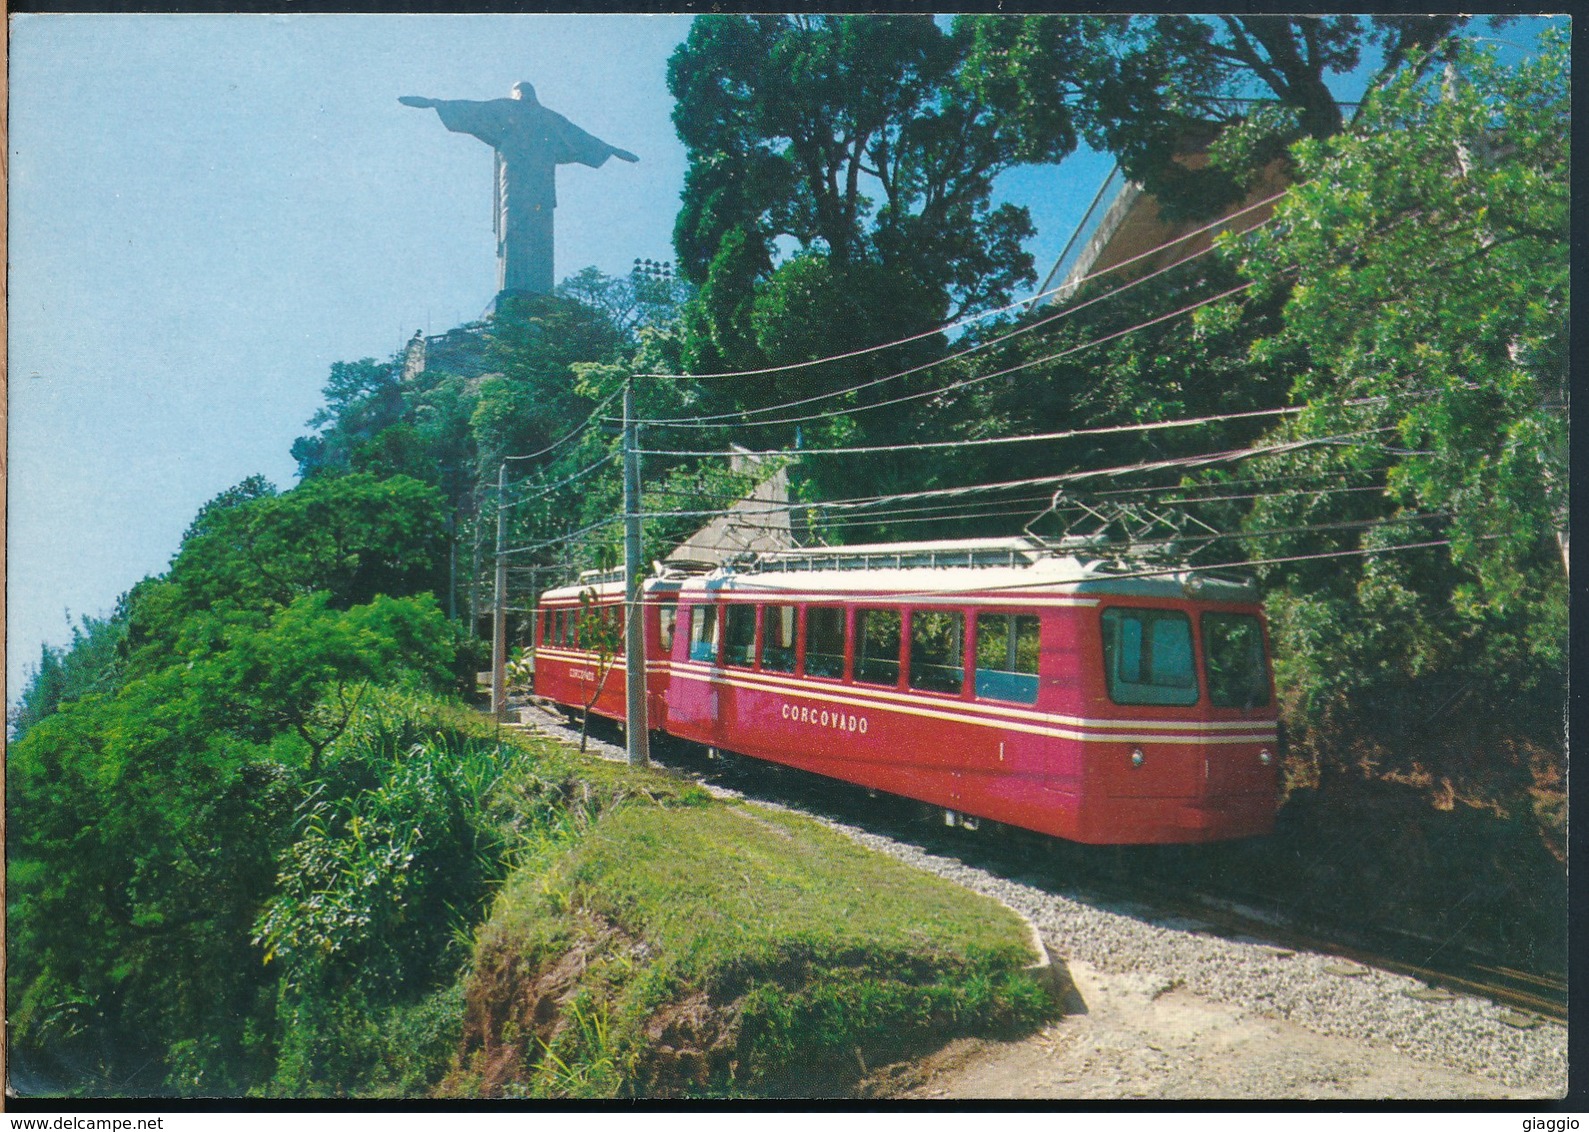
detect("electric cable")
(634, 429), (1395, 523)
(499, 389), (621, 464)
(640, 281), (1262, 432)
(633, 231), (1248, 429)
(499, 453), (618, 511)
(640, 401), (1308, 458)
(637, 189), (1288, 382)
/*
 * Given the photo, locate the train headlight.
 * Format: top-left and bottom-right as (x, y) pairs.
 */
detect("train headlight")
(1259, 748), (1273, 766)
(1130, 747), (1145, 768)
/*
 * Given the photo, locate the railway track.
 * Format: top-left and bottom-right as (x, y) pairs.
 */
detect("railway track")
(1073, 874), (1568, 1025)
(620, 721), (1568, 1026)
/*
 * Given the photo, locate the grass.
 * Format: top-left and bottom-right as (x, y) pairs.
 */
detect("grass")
(444, 747), (1052, 1098)
(286, 700), (1052, 1098)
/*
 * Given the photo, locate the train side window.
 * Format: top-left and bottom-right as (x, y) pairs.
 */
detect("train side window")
(762, 604), (797, 673)
(856, 608), (902, 686)
(723, 604), (756, 667)
(909, 610), (964, 694)
(1202, 613), (1272, 709)
(804, 607), (845, 679)
(975, 614), (1040, 703)
(1101, 608), (1198, 705)
(657, 605), (677, 656)
(689, 604), (719, 663)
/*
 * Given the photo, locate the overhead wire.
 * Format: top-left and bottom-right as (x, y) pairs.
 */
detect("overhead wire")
(636, 188), (1288, 383)
(633, 230), (1249, 429)
(499, 452), (619, 510)
(639, 402), (1310, 459)
(640, 281), (1263, 433)
(500, 515), (624, 558)
(1091, 464), (1394, 498)
(496, 389), (622, 467)
(641, 488), (1060, 534)
(633, 429), (1396, 524)
(1091, 510), (1453, 555)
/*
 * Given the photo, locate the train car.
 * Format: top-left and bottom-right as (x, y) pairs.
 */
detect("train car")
(661, 537), (1280, 845)
(532, 570), (683, 731)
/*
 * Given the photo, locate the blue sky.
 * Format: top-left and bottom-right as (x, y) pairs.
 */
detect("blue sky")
(6, 12), (1118, 699)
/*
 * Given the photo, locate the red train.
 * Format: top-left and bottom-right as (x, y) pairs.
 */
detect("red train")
(532, 537), (1280, 845)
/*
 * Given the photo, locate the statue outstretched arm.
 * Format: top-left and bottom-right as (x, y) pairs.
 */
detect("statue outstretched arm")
(400, 96), (508, 148)
(546, 111), (639, 167)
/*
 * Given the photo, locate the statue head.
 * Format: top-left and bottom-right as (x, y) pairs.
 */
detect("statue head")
(511, 81), (539, 103)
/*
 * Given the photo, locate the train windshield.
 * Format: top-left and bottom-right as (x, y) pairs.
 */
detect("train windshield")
(1202, 613), (1272, 709)
(1101, 608), (1198, 706)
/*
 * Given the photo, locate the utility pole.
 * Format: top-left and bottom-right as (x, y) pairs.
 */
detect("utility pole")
(491, 462), (508, 721)
(622, 374), (650, 767)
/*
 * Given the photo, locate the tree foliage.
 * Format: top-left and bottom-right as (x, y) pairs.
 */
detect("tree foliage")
(668, 14), (1082, 375)
(1226, 35), (1567, 745)
(966, 15), (1474, 219)
(8, 471), (462, 1093)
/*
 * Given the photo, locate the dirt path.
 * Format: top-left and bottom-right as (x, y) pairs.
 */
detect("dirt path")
(867, 960), (1531, 1100)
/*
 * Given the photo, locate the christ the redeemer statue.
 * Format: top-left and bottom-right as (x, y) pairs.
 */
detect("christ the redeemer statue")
(401, 82), (638, 297)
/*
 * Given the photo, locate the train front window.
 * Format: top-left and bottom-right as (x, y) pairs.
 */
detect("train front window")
(804, 607), (845, 678)
(1202, 613), (1272, 709)
(689, 604), (718, 663)
(1101, 608), (1198, 706)
(723, 604), (756, 667)
(975, 614), (1040, 703)
(909, 610), (964, 694)
(762, 605), (796, 673)
(856, 608), (902, 686)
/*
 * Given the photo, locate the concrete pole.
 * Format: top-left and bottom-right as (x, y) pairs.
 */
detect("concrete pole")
(492, 462), (508, 721)
(623, 375), (650, 767)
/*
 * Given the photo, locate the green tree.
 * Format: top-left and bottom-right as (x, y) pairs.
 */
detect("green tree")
(572, 588), (624, 754)
(1222, 36), (1567, 789)
(199, 592), (456, 772)
(471, 293), (629, 469)
(7, 674), (299, 1093)
(8, 596), (457, 1090)
(556, 265), (694, 341)
(124, 473), (448, 667)
(1090, 15), (1473, 217)
(7, 611), (127, 742)
(668, 14), (1082, 375)
(292, 359), (406, 480)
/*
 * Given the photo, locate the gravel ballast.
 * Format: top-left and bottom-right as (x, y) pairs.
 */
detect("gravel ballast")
(507, 705), (1568, 1097)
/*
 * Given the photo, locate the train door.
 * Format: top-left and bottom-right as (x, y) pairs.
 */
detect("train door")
(970, 607), (1061, 826)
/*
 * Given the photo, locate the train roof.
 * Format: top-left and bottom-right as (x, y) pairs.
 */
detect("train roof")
(539, 570), (684, 605)
(694, 537), (1258, 604)
(539, 538), (1260, 605)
